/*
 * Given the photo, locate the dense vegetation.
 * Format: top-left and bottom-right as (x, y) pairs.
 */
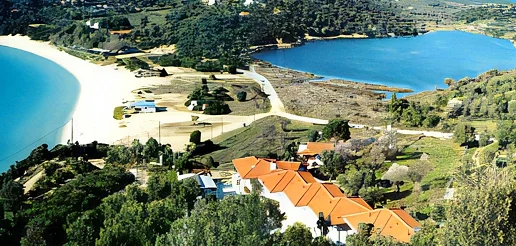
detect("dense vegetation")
(1, 0), (419, 68)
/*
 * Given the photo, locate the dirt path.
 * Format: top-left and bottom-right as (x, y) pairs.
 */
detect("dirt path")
(23, 170), (43, 194)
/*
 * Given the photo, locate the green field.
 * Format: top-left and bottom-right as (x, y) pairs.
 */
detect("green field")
(384, 136), (464, 210)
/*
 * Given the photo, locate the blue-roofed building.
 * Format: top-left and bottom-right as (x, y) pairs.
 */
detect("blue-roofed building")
(129, 100), (156, 113)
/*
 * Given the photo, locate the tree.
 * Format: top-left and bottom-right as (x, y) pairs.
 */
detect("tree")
(358, 186), (384, 208)
(0, 180), (24, 215)
(453, 123), (476, 146)
(444, 78), (456, 87)
(320, 150), (347, 181)
(129, 139), (144, 163)
(440, 167), (516, 245)
(312, 236), (336, 246)
(375, 130), (398, 160)
(479, 132), (489, 147)
(155, 194), (284, 246)
(236, 91), (247, 102)
(322, 119), (351, 141)
(275, 222), (313, 246)
(190, 130), (202, 144)
(381, 163), (408, 193)
(147, 170), (177, 201)
(308, 130), (319, 142)
(407, 160), (432, 192)
(496, 120), (516, 148)
(144, 138), (160, 160)
(203, 101), (231, 115)
(337, 167), (366, 196)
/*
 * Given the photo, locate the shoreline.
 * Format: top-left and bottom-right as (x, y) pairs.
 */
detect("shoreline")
(0, 35), (166, 146)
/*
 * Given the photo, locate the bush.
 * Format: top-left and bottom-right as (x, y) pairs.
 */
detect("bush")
(113, 106), (124, 120)
(308, 130), (319, 142)
(236, 91), (247, 102)
(190, 130), (201, 144)
(322, 119), (351, 141)
(195, 60), (223, 72)
(117, 57), (149, 71)
(203, 101), (231, 115)
(422, 115), (441, 128)
(157, 54), (181, 67)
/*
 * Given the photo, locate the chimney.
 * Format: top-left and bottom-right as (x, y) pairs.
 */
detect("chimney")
(270, 161), (277, 171)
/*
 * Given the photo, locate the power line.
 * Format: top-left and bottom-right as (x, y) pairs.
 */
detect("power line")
(0, 118), (72, 165)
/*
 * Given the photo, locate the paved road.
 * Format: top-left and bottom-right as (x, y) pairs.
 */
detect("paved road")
(238, 67), (286, 113)
(239, 67), (455, 139)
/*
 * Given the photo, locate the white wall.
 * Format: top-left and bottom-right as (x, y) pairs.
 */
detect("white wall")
(231, 174), (252, 194)
(260, 184), (320, 237)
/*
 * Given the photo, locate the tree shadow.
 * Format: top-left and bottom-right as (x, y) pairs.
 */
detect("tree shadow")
(396, 152), (423, 161)
(384, 190), (412, 202)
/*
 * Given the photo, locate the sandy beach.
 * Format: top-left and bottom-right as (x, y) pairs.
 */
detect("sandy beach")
(0, 35), (168, 146)
(0, 36), (277, 152)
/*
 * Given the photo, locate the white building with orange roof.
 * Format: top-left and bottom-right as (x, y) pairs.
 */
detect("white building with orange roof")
(230, 156), (421, 244)
(297, 142), (335, 168)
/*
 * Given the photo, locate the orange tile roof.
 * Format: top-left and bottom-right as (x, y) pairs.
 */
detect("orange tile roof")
(328, 198), (373, 225)
(297, 183), (322, 206)
(298, 171), (317, 183)
(341, 209), (421, 243)
(276, 161), (301, 170)
(273, 171), (296, 192)
(233, 157), (272, 179)
(245, 159), (273, 178)
(298, 142), (335, 156)
(258, 170), (288, 192)
(284, 173), (313, 205)
(233, 156), (258, 177)
(322, 183), (345, 197)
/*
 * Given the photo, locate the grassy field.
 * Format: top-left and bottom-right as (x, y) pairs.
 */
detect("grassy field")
(204, 116), (324, 170)
(384, 135), (464, 210)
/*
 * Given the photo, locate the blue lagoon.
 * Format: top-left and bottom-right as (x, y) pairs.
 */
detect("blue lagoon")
(0, 46), (80, 171)
(253, 31), (516, 92)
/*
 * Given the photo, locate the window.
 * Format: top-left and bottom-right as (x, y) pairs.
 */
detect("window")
(237, 179), (240, 185)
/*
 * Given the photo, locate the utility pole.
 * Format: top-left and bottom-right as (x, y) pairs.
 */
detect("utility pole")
(222, 116), (224, 134)
(158, 121), (161, 144)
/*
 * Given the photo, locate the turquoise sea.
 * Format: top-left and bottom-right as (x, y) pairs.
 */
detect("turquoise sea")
(253, 31), (516, 92)
(0, 46), (80, 172)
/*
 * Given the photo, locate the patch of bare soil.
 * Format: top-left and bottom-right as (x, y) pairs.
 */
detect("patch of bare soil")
(253, 62), (389, 125)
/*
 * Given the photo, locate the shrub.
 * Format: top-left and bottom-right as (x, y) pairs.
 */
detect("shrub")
(157, 54), (181, 66)
(322, 119), (351, 141)
(195, 60), (223, 72)
(236, 91), (247, 102)
(422, 115), (441, 128)
(113, 106), (124, 120)
(203, 101), (231, 115)
(190, 130), (201, 144)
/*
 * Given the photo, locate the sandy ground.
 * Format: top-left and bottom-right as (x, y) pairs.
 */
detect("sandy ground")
(0, 36), (169, 145)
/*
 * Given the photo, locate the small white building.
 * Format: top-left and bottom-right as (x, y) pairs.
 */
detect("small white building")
(129, 101), (156, 113)
(85, 20), (99, 29)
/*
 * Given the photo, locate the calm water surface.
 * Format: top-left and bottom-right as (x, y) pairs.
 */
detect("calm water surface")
(0, 46), (80, 171)
(253, 31), (516, 92)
